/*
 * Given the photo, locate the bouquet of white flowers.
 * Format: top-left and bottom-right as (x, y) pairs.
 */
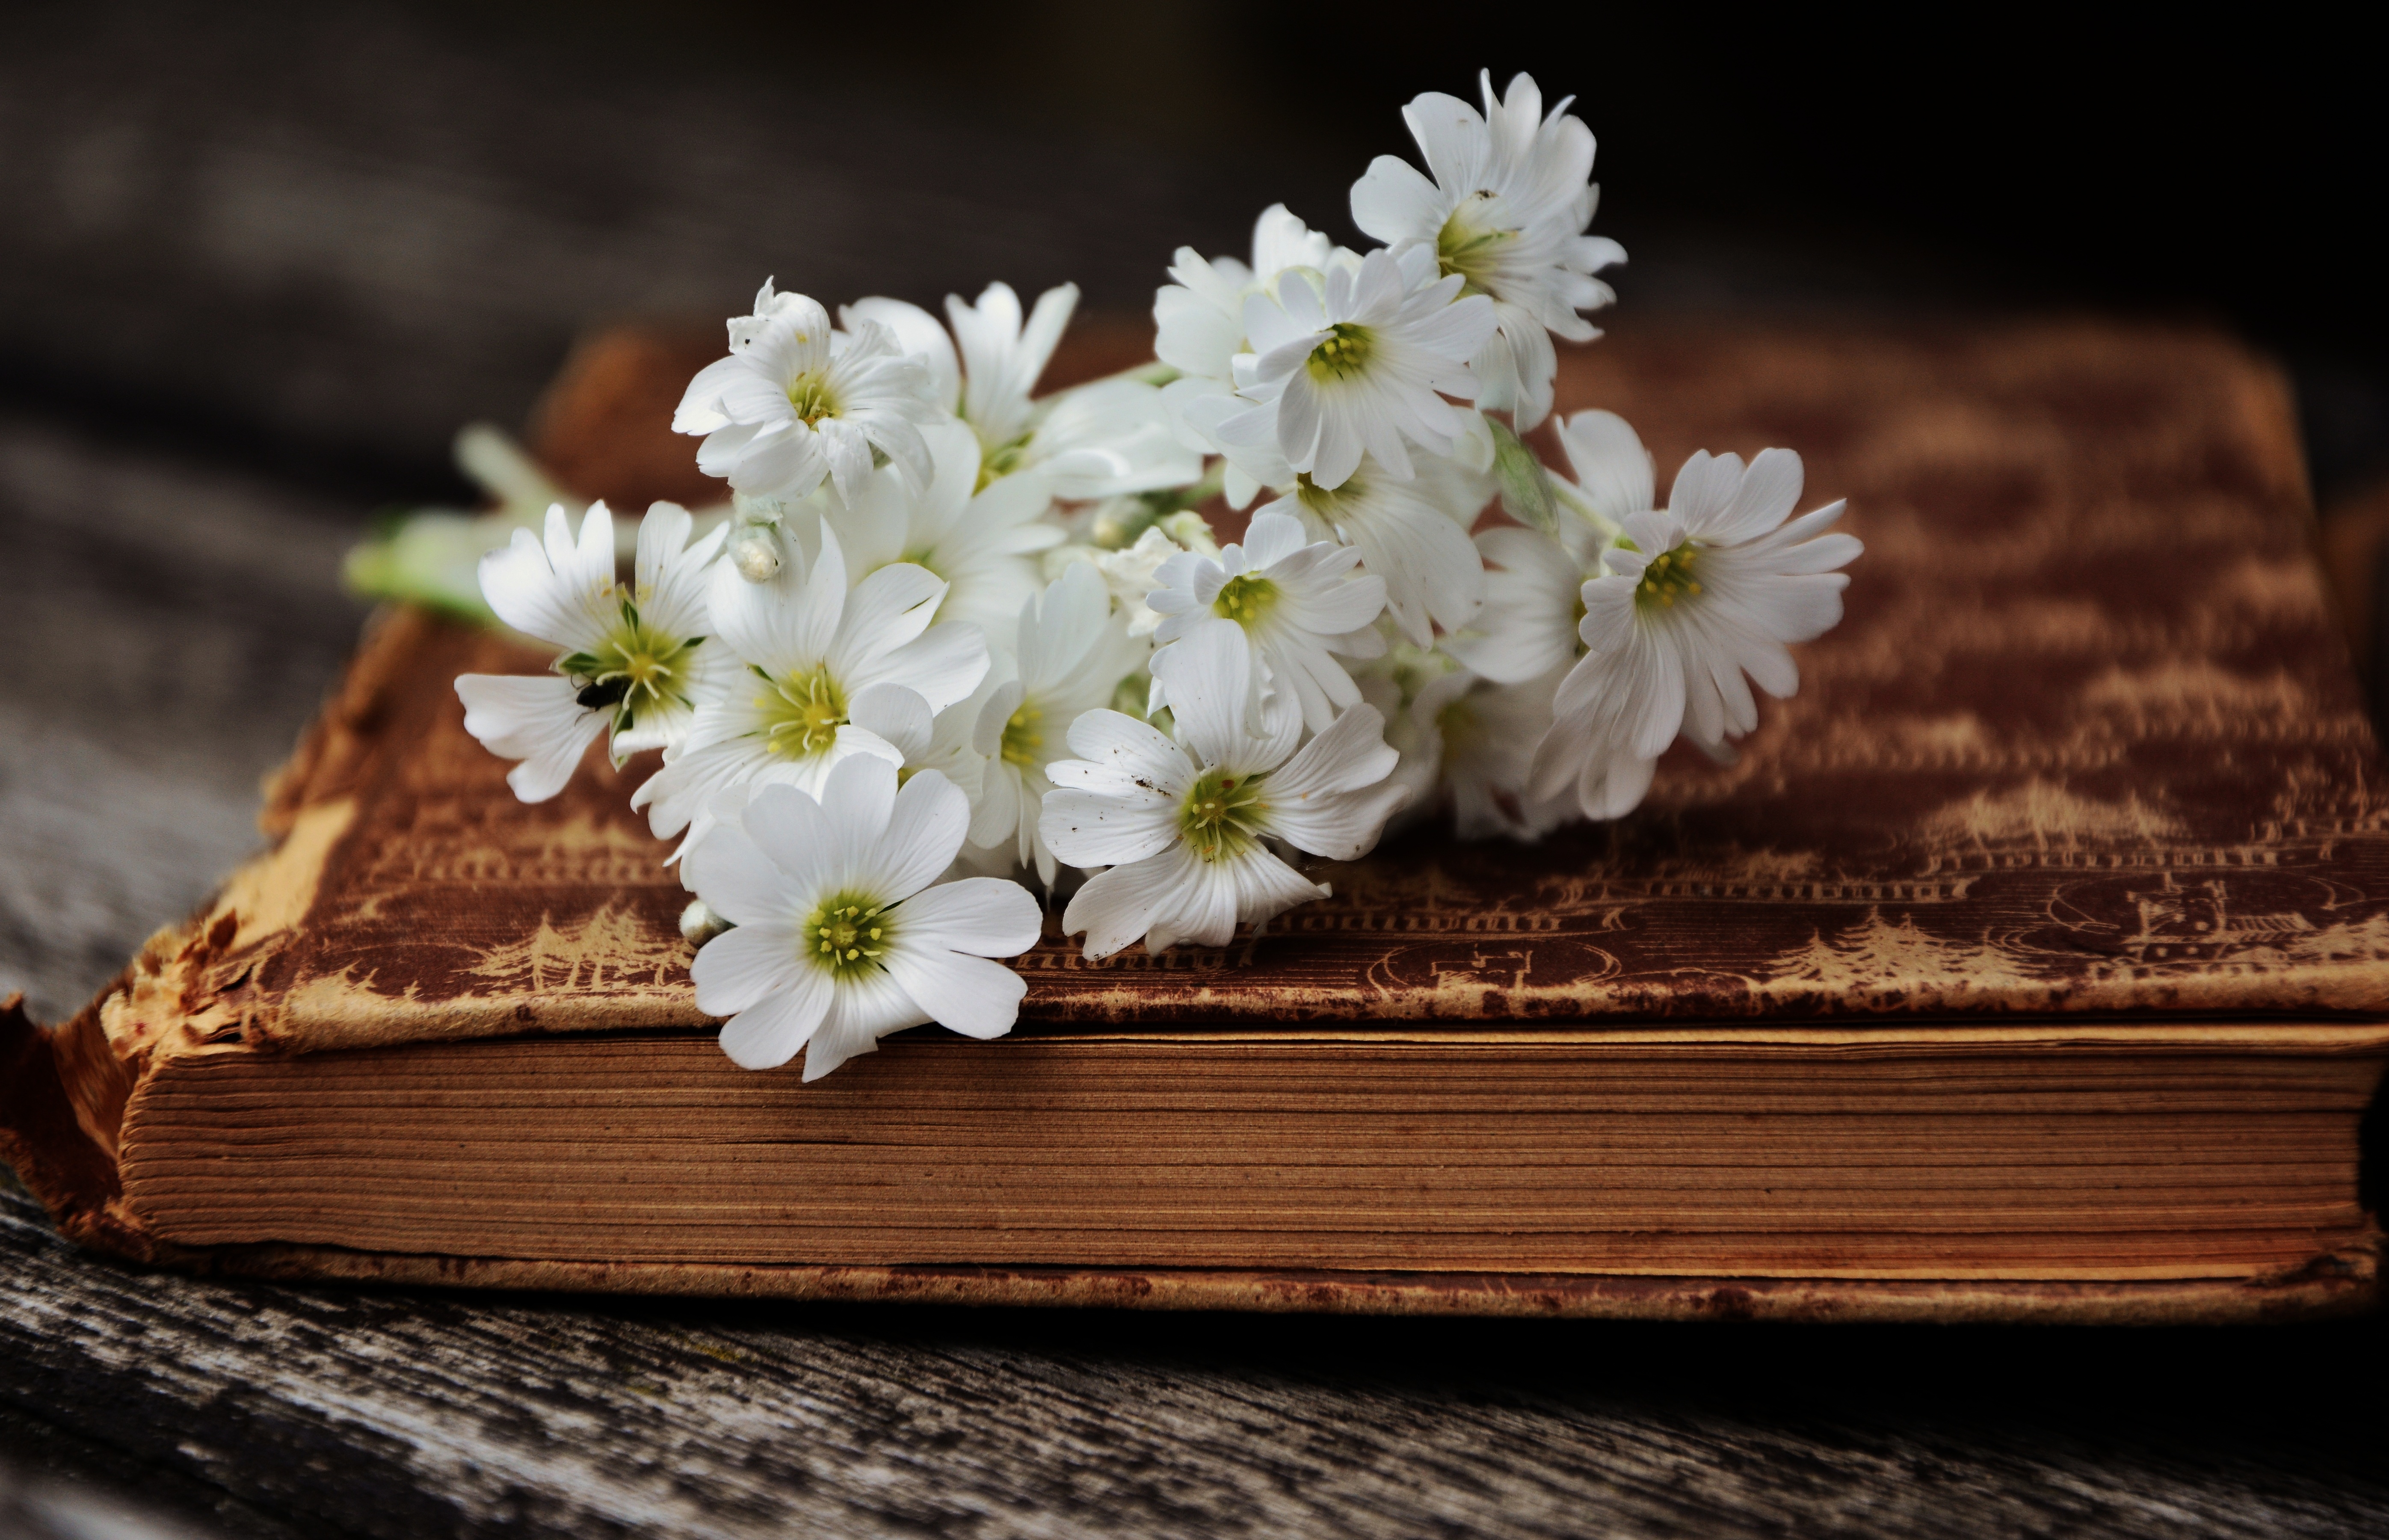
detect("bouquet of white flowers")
(432, 72), (1860, 1079)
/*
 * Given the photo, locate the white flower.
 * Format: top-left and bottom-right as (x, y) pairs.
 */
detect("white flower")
(846, 282), (1199, 504)
(1155, 206), (1363, 489)
(346, 424), (668, 622)
(1350, 635), (1458, 837)
(1446, 408), (1651, 686)
(684, 757), (1042, 1079)
(1155, 204), (1353, 387)
(1088, 521), (1216, 638)
(1415, 668), (1577, 841)
(674, 281), (938, 506)
(918, 687), (1003, 836)
(1529, 446), (1861, 818)
(456, 501), (725, 802)
(1350, 631), (1568, 840)
(1350, 71), (1625, 431)
(1041, 621), (1407, 958)
(1147, 511), (1388, 733)
(632, 522), (989, 858)
(1213, 245), (1495, 491)
(969, 564), (1148, 885)
(1254, 449), (1491, 647)
(821, 420), (1059, 635)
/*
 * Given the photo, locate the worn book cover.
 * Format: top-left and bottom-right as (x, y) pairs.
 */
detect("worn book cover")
(4, 319), (2385, 1322)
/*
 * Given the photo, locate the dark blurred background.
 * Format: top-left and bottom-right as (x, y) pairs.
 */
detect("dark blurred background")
(6, 1), (2386, 499)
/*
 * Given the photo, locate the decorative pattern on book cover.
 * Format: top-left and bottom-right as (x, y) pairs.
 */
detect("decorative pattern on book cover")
(128, 319), (2389, 1058)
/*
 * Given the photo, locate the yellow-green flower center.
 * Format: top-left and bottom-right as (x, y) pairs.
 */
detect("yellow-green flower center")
(1212, 573), (1279, 626)
(1436, 695), (1481, 753)
(1180, 769), (1267, 862)
(1305, 323), (1376, 383)
(1001, 700), (1045, 768)
(1634, 543), (1702, 611)
(786, 372), (840, 426)
(1371, 639), (1453, 710)
(975, 431), (1034, 491)
(1292, 470), (1365, 523)
(757, 663), (848, 758)
(558, 598), (702, 728)
(804, 892), (891, 976)
(1436, 197), (1516, 297)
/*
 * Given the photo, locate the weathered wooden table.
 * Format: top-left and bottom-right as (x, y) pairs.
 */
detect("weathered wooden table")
(5, 6), (2386, 1534)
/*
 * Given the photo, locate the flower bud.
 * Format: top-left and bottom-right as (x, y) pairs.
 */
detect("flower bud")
(729, 528), (780, 582)
(1156, 509), (1221, 558)
(679, 899), (733, 946)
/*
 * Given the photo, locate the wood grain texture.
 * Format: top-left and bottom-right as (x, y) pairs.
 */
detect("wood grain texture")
(0, 408), (369, 1024)
(5, 1181), (2388, 1539)
(1, 1449), (226, 1540)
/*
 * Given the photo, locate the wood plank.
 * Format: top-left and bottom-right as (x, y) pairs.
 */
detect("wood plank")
(7, 1182), (2389, 1538)
(0, 409), (369, 1024)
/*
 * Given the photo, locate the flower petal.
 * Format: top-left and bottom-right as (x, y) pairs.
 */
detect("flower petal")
(1705, 446), (1804, 544)
(1258, 706), (1407, 859)
(477, 513), (613, 653)
(455, 674), (606, 803)
(685, 816), (802, 929)
(851, 621), (991, 714)
(733, 782), (840, 909)
(709, 520), (845, 674)
(894, 876), (1044, 957)
(870, 768), (971, 900)
(1150, 619), (1258, 771)
(1349, 153), (1448, 244)
(842, 296), (962, 411)
(818, 752), (899, 892)
(1051, 710), (1193, 807)
(1062, 844), (1199, 960)
(802, 969), (930, 1080)
(879, 943), (1028, 1040)
(849, 682), (935, 761)
(831, 560), (947, 668)
(716, 961), (834, 1070)
(1040, 783), (1181, 868)
(1225, 842), (1331, 931)
(1557, 410), (1655, 523)
(692, 920), (805, 1017)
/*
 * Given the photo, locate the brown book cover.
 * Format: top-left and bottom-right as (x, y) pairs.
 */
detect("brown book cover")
(4, 318), (2385, 1323)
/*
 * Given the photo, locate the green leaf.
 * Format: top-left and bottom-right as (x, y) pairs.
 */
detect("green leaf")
(341, 514), (500, 626)
(1487, 418), (1560, 538)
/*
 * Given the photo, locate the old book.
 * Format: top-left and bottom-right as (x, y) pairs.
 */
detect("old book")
(5, 319), (2385, 1324)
